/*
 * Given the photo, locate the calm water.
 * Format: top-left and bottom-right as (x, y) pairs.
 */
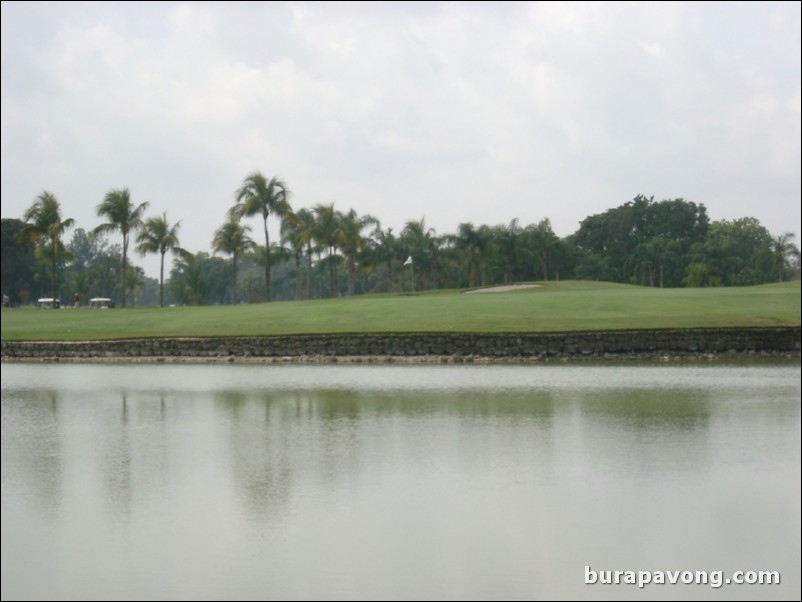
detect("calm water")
(1, 362), (800, 601)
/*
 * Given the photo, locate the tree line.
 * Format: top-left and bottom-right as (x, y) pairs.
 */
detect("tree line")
(2, 173), (799, 307)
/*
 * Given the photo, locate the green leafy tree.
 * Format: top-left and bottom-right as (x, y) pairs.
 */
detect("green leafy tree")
(19, 192), (75, 305)
(2, 218), (37, 304)
(170, 251), (229, 306)
(64, 228), (100, 304)
(65, 232), (124, 301)
(125, 264), (146, 305)
(572, 195), (708, 285)
(135, 275), (162, 306)
(136, 213), (182, 307)
(700, 218), (773, 286)
(230, 172), (292, 302)
(571, 247), (615, 282)
(94, 188), (149, 307)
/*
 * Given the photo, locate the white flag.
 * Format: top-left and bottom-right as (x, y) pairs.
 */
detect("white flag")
(403, 256), (413, 266)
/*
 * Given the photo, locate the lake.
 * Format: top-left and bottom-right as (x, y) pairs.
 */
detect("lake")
(1, 362), (800, 600)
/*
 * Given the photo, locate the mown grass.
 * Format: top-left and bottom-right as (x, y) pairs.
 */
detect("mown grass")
(1, 280), (799, 341)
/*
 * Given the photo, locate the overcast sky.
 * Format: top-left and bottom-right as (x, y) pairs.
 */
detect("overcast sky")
(2, 1), (800, 278)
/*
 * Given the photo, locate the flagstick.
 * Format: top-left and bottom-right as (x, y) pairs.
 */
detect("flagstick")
(403, 256), (415, 295)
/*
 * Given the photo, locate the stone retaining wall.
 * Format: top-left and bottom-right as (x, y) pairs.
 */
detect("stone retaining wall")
(2, 327), (799, 362)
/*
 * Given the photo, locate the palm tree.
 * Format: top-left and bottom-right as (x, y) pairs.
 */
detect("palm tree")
(356, 222), (383, 293)
(527, 218), (559, 281)
(170, 249), (210, 306)
(20, 191), (75, 305)
(281, 208), (316, 300)
(401, 218), (438, 291)
(682, 262), (711, 288)
(771, 232), (800, 282)
(496, 219), (522, 284)
(135, 213), (182, 307)
(229, 172), (292, 302)
(453, 222), (483, 287)
(213, 220), (255, 304)
(634, 236), (678, 288)
(339, 209), (380, 296)
(550, 238), (579, 282)
(373, 226), (400, 292)
(312, 203), (345, 296)
(94, 188), (149, 307)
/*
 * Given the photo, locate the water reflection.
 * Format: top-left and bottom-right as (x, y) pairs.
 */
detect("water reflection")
(211, 387), (561, 520)
(1, 389), (63, 518)
(1, 363), (800, 601)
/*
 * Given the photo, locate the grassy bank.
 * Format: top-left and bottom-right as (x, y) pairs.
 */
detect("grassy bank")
(1, 281), (799, 342)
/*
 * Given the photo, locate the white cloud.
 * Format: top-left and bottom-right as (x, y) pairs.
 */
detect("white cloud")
(639, 41), (664, 57)
(789, 86), (801, 117)
(1, 1), (799, 278)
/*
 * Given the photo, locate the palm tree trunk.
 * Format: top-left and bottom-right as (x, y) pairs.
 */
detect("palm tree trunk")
(233, 255), (238, 304)
(331, 252), (339, 297)
(347, 253), (355, 296)
(121, 234), (128, 307)
(51, 236), (57, 306)
(159, 251), (165, 307)
(316, 250), (324, 298)
(295, 252), (302, 300)
(329, 245), (336, 297)
(306, 245), (313, 300)
(263, 216), (271, 302)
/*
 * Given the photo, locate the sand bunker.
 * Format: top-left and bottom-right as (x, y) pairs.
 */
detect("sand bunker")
(465, 284), (542, 294)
